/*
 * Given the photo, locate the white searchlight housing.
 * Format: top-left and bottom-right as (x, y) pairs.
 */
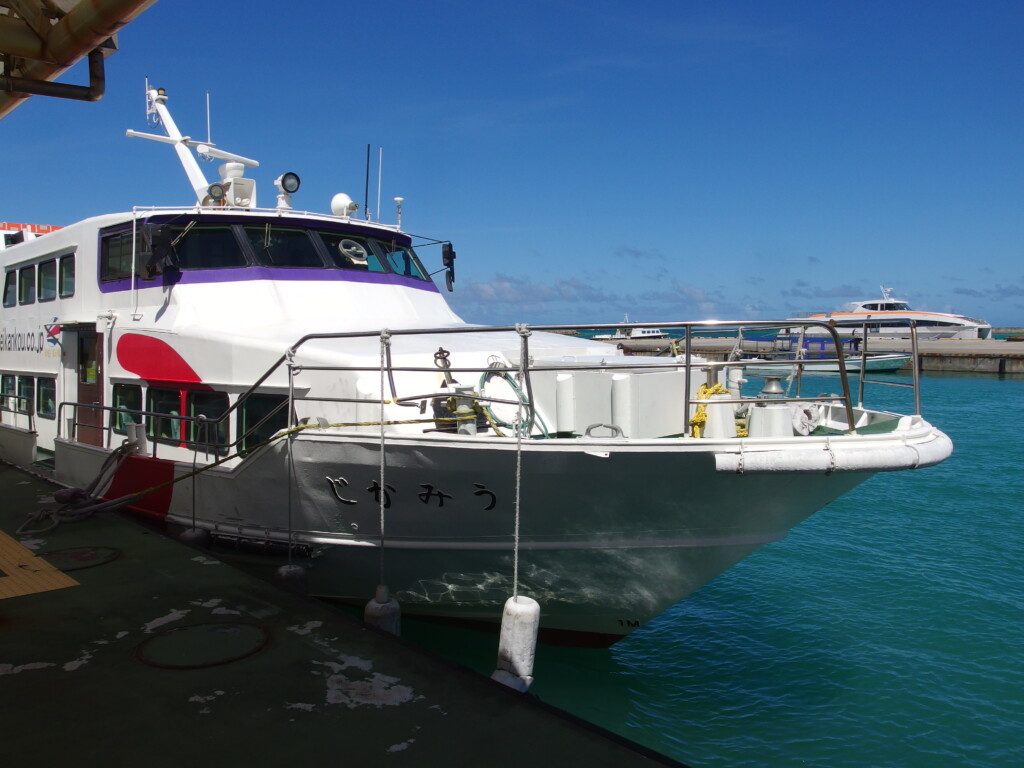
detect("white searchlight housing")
(331, 193), (359, 217)
(206, 182), (226, 203)
(274, 172), (301, 210)
(275, 172), (301, 194)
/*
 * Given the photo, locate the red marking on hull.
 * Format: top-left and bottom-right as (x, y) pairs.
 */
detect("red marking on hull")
(104, 454), (176, 520)
(116, 333), (211, 388)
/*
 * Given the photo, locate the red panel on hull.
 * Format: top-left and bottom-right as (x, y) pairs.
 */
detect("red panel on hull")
(117, 333), (210, 387)
(103, 454), (176, 519)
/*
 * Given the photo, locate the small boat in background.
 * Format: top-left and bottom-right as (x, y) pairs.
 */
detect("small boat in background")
(593, 314), (667, 340)
(742, 352), (911, 376)
(737, 326), (911, 375)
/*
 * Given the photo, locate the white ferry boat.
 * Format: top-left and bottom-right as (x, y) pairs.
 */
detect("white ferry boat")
(0, 89), (953, 644)
(786, 286), (992, 340)
(592, 314), (668, 341)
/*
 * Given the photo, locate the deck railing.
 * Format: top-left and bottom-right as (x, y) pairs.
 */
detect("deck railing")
(55, 318), (925, 460)
(0, 393), (35, 433)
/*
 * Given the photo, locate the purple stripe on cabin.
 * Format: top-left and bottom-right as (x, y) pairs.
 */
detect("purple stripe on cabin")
(98, 267), (440, 294)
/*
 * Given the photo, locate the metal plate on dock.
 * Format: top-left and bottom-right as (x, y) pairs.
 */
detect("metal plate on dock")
(40, 546), (121, 571)
(135, 622), (269, 669)
(0, 531), (79, 599)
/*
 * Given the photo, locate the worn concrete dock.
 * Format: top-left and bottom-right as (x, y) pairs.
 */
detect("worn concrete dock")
(0, 462), (683, 767)
(614, 336), (1024, 374)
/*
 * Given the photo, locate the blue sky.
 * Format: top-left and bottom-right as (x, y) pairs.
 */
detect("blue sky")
(4, 0), (1023, 326)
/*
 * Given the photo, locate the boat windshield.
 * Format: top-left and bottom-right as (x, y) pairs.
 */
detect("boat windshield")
(863, 301), (912, 312)
(171, 225), (247, 269)
(374, 239), (429, 280)
(319, 231), (387, 273)
(245, 225), (325, 268)
(101, 219), (431, 282)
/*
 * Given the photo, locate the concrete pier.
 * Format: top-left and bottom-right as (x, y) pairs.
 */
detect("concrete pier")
(0, 462), (684, 768)
(613, 336), (1024, 374)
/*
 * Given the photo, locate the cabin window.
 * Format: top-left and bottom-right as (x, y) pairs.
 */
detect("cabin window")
(245, 226), (325, 268)
(318, 232), (387, 273)
(38, 260), (57, 302)
(186, 391), (230, 453)
(3, 271), (15, 307)
(59, 254), (75, 298)
(239, 393), (289, 452)
(373, 240), (429, 280)
(111, 384), (143, 434)
(166, 224), (247, 270)
(1, 374), (15, 411)
(18, 266), (35, 304)
(17, 376), (34, 414)
(36, 378), (56, 419)
(100, 231), (134, 281)
(146, 387), (183, 444)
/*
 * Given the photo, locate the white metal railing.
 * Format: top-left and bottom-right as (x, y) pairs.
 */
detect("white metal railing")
(53, 318), (926, 463)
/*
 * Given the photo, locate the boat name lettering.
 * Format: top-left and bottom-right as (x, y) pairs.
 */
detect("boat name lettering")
(325, 475), (498, 511)
(326, 475), (357, 505)
(417, 483), (452, 507)
(0, 329), (46, 354)
(367, 480), (396, 509)
(472, 483), (497, 511)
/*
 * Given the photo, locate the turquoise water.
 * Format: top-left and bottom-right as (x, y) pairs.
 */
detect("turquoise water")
(403, 372), (1024, 767)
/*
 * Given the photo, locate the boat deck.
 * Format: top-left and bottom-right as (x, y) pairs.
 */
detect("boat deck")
(0, 461), (683, 767)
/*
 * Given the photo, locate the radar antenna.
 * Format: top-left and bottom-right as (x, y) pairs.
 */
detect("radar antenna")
(126, 87), (260, 206)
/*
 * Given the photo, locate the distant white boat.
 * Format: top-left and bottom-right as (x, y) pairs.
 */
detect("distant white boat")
(593, 314), (668, 340)
(743, 353), (911, 376)
(785, 286), (991, 340)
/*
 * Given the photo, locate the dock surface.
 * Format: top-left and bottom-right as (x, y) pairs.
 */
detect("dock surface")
(0, 462), (682, 767)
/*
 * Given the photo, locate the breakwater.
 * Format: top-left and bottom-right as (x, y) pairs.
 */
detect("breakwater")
(612, 337), (1024, 374)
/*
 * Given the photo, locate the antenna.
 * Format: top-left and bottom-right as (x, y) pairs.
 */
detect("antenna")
(364, 144), (370, 221)
(144, 77), (157, 124)
(127, 86), (260, 205)
(206, 92), (211, 144)
(376, 147), (383, 224)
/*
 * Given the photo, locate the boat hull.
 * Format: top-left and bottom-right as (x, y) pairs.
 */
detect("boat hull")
(791, 320), (989, 340)
(744, 353), (912, 376)
(52, 422), (950, 641)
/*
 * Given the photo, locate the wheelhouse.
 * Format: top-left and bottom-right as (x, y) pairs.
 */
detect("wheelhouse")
(97, 214), (432, 287)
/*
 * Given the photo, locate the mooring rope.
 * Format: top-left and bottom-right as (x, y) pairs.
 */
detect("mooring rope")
(511, 323), (531, 599)
(285, 351), (297, 568)
(15, 442), (134, 535)
(378, 329), (391, 585)
(190, 419), (202, 532)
